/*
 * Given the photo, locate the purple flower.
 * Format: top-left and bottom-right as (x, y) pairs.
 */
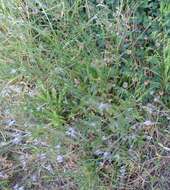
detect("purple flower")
(98, 103), (111, 112)
(57, 155), (64, 163)
(66, 127), (77, 139)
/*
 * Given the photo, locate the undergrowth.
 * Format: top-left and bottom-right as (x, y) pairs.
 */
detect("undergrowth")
(0, 0), (170, 190)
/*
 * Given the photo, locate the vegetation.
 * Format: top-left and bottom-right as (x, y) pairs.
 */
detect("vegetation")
(0, 0), (170, 189)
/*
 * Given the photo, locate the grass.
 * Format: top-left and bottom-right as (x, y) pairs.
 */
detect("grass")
(0, 0), (170, 189)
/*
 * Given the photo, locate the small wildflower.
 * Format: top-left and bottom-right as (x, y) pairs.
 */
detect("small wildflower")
(17, 186), (24, 190)
(0, 171), (8, 179)
(33, 139), (48, 147)
(31, 174), (37, 182)
(57, 155), (64, 163)
(119, 166), (126, 186)
(13, 184), (24, 190)
(120, 165), (126, 177)
(98, 103), (111, 112)
(143, 120), (156, 126)
(44, 164), (53, 173)
(5, 118), (16, 127)
(32, 8), (39, 15)
(145, 106), (154, 114)
(37, 153), (46, 160)
(66, 127), (77, 139)
(12, 133), (22, 145)
(103, 151), (112, 160)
